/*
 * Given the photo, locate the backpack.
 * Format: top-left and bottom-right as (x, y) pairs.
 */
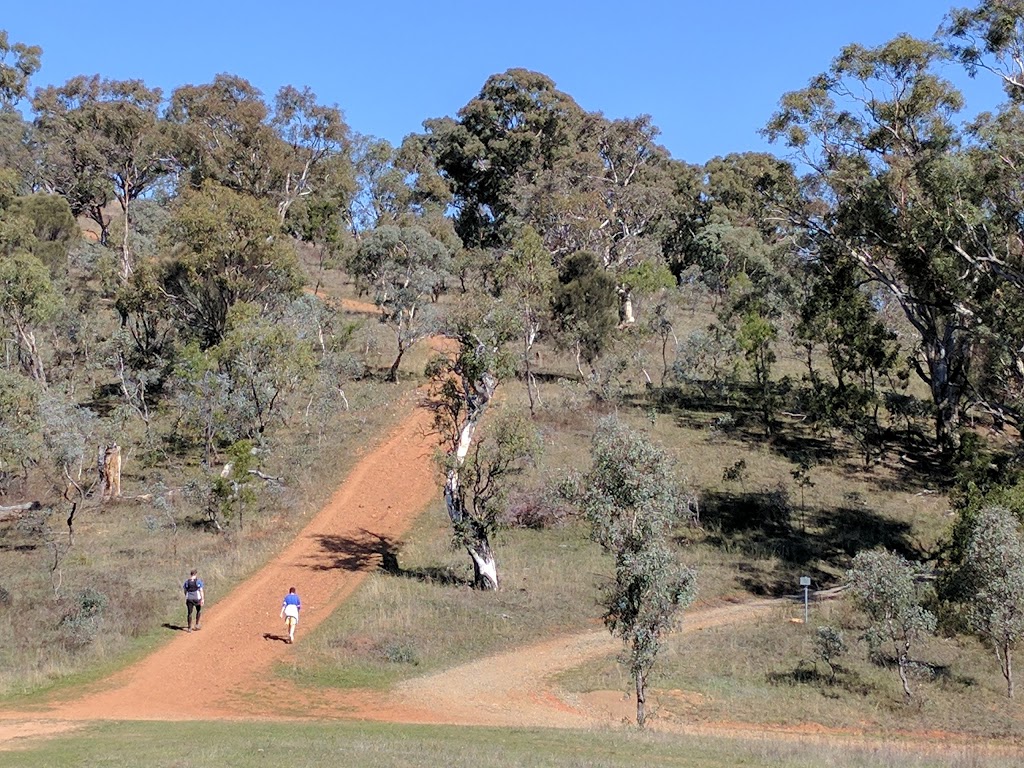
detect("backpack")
(185, 578), (201, 599)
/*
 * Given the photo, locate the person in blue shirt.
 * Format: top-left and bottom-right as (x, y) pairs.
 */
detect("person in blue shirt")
(280, 587), (301, 644)
(182, 569), (204, 632)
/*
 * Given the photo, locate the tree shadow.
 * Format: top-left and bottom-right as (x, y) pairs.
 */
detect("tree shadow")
(767, 664), (873, 696)
(699, 490), (921, 595)
(639, 384), (948, 492)
(309, 530), (474, 587)
(392, 565), (472, 587)
(308, 530), (401, 572)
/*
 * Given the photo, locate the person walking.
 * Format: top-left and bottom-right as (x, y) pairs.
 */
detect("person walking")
(183, 569), (204, 632)
(280, 587), (301, 644)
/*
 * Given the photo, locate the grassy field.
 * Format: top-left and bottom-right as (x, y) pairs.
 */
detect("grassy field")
(5, 720), (1020, 768)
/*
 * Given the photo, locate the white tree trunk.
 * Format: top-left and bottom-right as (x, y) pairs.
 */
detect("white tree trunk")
(442, 368), (499, 589)
(468, 543), (498, 591)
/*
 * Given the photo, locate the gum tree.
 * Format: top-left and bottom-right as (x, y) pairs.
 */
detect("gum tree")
(847, 548), (936, 701)
(577, 416), (697, 727)
(961, 505), (1024, 697)
(430, 299), (523, 590)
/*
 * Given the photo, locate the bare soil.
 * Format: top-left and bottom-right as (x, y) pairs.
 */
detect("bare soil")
(0, 323), (1021, 758)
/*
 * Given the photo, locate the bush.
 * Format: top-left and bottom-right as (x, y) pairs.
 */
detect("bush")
(500, 486), (573, 529)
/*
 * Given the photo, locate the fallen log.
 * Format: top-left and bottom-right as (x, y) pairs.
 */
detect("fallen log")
(0, 500), (42, 522)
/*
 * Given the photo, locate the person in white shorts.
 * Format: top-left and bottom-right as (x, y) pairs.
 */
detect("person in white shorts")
(280, 587), (301, 644)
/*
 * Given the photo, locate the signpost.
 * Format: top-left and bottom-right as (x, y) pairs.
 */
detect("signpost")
(799, 576), (811, 624)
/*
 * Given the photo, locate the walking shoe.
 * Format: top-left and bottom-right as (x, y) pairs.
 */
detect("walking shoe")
(194, 624), (201, 631)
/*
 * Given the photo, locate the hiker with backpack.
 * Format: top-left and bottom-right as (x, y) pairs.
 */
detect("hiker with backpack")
(280, 587), (301, 644)
(183, 569), (204, 632)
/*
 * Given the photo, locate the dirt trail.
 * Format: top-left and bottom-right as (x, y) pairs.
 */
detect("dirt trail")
(1, 380), (438, 727)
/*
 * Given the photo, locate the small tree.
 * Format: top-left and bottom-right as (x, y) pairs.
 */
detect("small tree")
(348, 223), (452, 381)
(578, 416), (697, 727)
(210, 439), (257, 531)
(847, 548), (936, 701)
(814, 626), (847, 683)
(961, 505), (1024, 698)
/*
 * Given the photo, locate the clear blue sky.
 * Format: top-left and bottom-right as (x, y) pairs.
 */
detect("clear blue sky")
(3, 1), (1005, 165)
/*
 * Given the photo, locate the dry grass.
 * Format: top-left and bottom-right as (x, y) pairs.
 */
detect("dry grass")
(286, 509), (607, 688)
(562, 598), (1024, 742)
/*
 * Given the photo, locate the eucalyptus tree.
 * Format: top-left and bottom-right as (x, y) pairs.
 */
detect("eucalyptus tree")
(348, 223), (453, 381)
(765, 35), (991, 457)
(847, 548), (936, 701)
(944, 0), (1024, 101)
(0, 251), (58, 385)
(347, 135), (405, 232)
(168, 76), (353, 227)
(269, 85), (353, 224)
(0, 30), (40, 107)
(492, 224), (556, 411)
(960, 505), (1024, 698)
(550, 251), (619, 381)
(796, 255), (901, 465)
(0, 31), (40, 181)
(430, 298), (523, 589)
(160, 181), (303, 349)
(32, 76), (170, 277)
(416, 68), (587, 250)
(521, 114), (677, 325)
(577, 416), (697, 728)
(0, 191), (73, 385)
(167, 74), (278, 198)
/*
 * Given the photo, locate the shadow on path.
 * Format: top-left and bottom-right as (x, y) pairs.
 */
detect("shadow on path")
(308, 530), (400, 572)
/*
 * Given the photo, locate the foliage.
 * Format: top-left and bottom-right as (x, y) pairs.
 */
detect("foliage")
(348, 223), (453, 381)
(161, 182), (303, 348)
(550, 251), (618, 375)
(959, 505), (1024, 697)
(846, 548), (936, 700)
(209, 439), (259, 531)
(814, 625), (847, 683)
(0, 30), (41, 107)
(577, 416), (697, 727)
(430, 297), (521, 589)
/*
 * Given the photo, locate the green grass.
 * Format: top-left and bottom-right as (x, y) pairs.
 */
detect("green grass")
(4, 719), (1020, 768)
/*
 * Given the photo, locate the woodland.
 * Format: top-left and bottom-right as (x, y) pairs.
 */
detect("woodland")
(5, 0), (1024, 744)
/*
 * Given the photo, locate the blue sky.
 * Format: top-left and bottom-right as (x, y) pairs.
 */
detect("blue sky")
(3, 1), (1006, 165)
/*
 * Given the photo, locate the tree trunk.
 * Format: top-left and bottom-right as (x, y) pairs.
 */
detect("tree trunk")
(635, 667), (647, 728)
(523, 319), (540, 414)
(442, 367), (499, 589)
(898, 648), (912, 700)
(1004, 640), (1014, 699)
(97, 443), (122, 502)
(618, 286), (636, 325)
(387, 345), (405, 383)
(120, 194), (133, 281)
(467, 535), (498, 590)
